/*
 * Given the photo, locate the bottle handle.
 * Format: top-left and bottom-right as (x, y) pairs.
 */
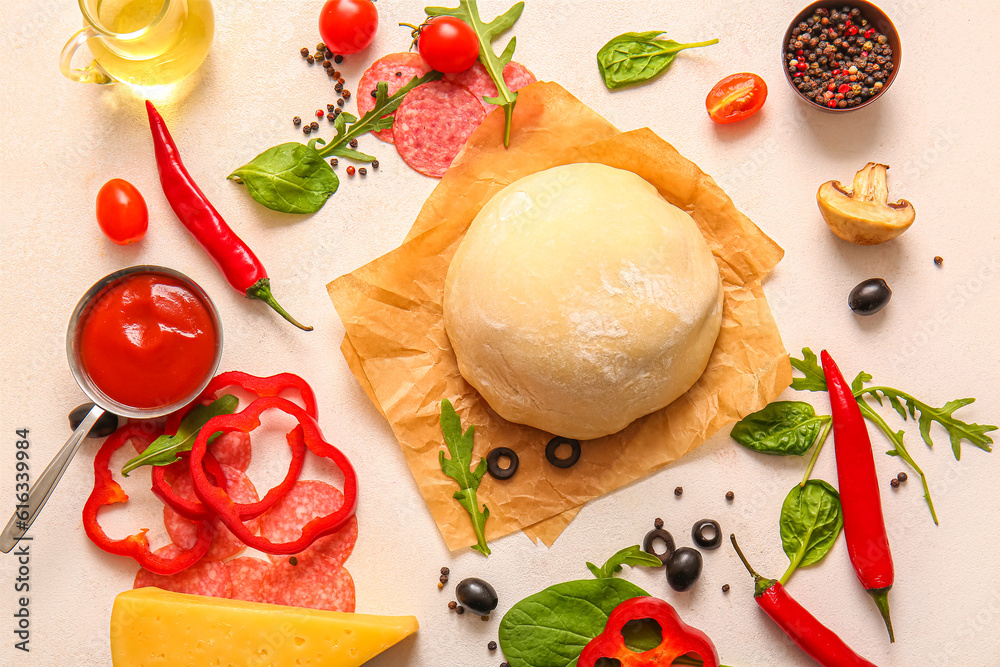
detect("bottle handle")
(59, 27), (115, 85)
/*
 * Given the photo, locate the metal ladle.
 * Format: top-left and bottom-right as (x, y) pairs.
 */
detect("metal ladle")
(0, 265), (223, 553)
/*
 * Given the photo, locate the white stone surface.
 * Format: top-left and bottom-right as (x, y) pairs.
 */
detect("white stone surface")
(1, 0), (998, 665)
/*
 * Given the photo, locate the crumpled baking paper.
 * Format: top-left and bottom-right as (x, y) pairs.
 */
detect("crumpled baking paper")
(328, 82), (790, 552)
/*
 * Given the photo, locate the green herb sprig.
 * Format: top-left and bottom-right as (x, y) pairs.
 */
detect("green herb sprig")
(438, 399), (491, 556)
(425, 0), (524, 146)
(122, 395), (238, 476)
(596, 31), (718, 90)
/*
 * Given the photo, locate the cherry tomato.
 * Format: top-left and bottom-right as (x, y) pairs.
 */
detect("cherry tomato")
(417, 16), (480, 74)
(318, 0), (378, 55)
(706, 73), (768, 124)
(95, 178), (148, 245)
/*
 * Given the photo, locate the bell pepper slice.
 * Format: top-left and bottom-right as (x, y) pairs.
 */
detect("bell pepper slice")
(83, 423), (212, 575)
(189, 396), (358, 556)
(164, 371), (319, 435)
(149, 451), (228, 521)
(578, 597), (720, 667)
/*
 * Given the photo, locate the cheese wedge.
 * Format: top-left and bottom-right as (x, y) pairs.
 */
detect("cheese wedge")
(110, 587), (419, 666)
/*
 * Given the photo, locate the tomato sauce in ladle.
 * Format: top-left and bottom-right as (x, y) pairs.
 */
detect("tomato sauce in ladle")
(0, 266), (222, 553)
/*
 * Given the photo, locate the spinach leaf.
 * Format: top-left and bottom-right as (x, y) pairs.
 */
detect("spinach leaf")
(439, 399), (491, 556)
(425, 0), (524, 146)
(586, 545), (662, 579)
(121, 395), (239, 476)
(778, 480), (843, 585)
(596, 31), (718, 90)
(228, 142), (338, 214)
(731, 401), (830, 456)
(498, 577), (649, 667)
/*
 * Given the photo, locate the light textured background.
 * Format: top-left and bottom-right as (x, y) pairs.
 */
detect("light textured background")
(2, 0), (999, 665)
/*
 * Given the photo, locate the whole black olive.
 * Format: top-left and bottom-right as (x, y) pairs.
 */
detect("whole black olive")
(849, 278), (891, 315)
(665, 547), (703, 592)
(69, 403), (120, 438)
(691, 519), (722, 550)
(455, 577), (498, 616)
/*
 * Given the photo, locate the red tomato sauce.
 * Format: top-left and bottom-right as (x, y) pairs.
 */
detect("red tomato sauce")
(79, 272), (217, 409)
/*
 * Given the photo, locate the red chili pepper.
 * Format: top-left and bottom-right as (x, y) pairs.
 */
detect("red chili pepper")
(144, 101), (312, 331)
(149, 450), (227, 521)
(578, 596), (718, 667)
(731, 535), (877, 667)
(190, 396), (358, 554)
(83, 424), (211, 575)
(821, 350), (895, 642)
(164, 371), (319, 435)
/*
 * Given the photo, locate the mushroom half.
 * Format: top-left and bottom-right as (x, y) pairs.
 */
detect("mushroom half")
(817, 163), (915, 245)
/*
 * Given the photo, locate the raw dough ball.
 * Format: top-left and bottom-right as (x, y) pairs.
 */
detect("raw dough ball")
(443, 163), (723, 440)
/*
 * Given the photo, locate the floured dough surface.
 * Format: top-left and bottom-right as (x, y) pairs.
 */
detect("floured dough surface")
(443, 163), (723, 439)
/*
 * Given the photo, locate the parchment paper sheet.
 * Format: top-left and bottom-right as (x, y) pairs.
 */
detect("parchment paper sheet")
(328, 82), (791, 552)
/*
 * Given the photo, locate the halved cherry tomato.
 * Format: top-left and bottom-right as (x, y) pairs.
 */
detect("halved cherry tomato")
(95, 178), (148, 245)
(706, 73), (768, 124)
(417, 16), (480, 74)
(319, 0), (378, 55)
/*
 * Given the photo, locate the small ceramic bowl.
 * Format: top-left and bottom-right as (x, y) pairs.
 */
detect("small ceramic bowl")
(66, 265), (224, 419)
(782, 0), (901, 112)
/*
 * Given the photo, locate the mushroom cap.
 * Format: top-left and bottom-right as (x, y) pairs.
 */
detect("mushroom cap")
(817, 179), (915, 245)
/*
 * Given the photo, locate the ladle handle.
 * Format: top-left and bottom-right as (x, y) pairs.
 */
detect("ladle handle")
(0, 404), (104, 553)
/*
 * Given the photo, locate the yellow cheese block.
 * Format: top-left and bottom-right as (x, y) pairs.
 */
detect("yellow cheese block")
(110, 588), (419, 667)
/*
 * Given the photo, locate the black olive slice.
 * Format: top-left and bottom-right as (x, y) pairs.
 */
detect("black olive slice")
(69, 403), (120, 439)
(545, 436), (581, 468)
(486, 447), (519, 480)
(642, 528), (675, 565)
(691, 519), (722, 550)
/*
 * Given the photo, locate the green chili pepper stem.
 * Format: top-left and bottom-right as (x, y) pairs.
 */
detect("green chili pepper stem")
(856, 398), (938, 525)
(246, 278), (313, 331)
(869, 587), (895, 643)
(730, 534), (776, 598)
(800, 417), (832, 487)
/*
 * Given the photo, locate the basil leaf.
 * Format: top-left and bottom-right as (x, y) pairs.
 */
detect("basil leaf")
(229, 142), (338, 214)
(586, 545), (662, 579)
(121, 395), (239, 476)
(596, 31), (718, 90)
(731, 401), (830, 456)
(779, 480), (843, 583)
(498, 578), (649, 667)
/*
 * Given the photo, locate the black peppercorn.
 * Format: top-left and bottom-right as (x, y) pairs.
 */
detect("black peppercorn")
(456, 605), (465, 615)
(441, 567), (450, 575)
(300, 46), (310, 57)
(303, 126), (311, 135)
(306, 55), (315, 64)
(310, 121), (319, 130)
(349, 138), (358, 148)
(890, 478), (900, 488)
(448, 601), (457, 610)
(289, 556), (298, 566)
(654, 517), (664, 529)
(335, 82), (344, 92)
(371, 160), (379, 169)
(440, 574), (449, 584)
(897, 472), (908, 482)
(359, 167), (367, 176)
(334, 54), (344, 64)
(330, 158), (338, 167)
(337, 98), (344, 106)
(323, 60), (332, 68)
(674, 486), (683, 497)
(342, 90), (351, 99)
(292, 116), (301, 126)
(726, 491), (735, 502)
(722, 584), (730, 593)
(488, 641), (498, 651)
(934, 256), (943, 266)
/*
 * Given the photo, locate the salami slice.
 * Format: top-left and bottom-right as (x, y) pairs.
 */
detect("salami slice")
(260, 560), (356, 612)
(133, 544), (232, 598)
(357, 52), (433, 143)
(207, 431), (252, 472)
(163, 465), (260, 561)
(259, 480), (358, 567)
(226, 556), (271, 603)
(393, 81), (487, 178)
(444, 61), (537, 108)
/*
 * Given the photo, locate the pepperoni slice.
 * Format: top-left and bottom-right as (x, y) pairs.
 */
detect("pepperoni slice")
(259, 480), (358, 567)
(444, 61), (537, 108)
(226, 557), (271, 603)
(260, 560), (356, 612)
(357, 52), (433, 143)
(133, 544), (232, 598)
(163, 465), (260, 561)
(207, 431), (251, 472)
(393, 81), (487, 178)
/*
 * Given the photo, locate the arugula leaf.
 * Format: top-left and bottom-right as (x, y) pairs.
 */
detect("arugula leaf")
(121, 395), (239, 476)
(438, 399), (491, 556)
(778, 480), (843, 585)
(596, 31), (718, 90)
(499, 577), (650, 667)
(790, 347), (827, 392)
(228, 143), (338, 214)
(586, 545), (662, 579)
(425, 0), (524, 146)
(731, 401), (831, 456)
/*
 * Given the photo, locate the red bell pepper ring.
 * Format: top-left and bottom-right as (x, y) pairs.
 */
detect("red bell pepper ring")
(83, 423), (212, 575)
(164, 371), (319, 435)
(149, 451), (228, 521)
(190, 396), (358, 556)
(578, 597), (719, 667)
